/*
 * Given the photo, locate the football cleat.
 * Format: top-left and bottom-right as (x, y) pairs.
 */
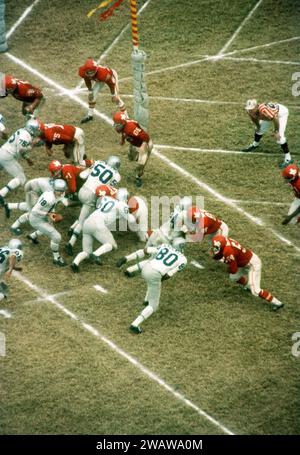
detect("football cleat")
(0, 195), (10, 218)
(10, 227), (22, 236)
(71, 262), (79, 273)
(26, 234), (39, 244)
(116, 256), (127, 268)
(80, 115), (93, 124)
(65, 243), (74, 256)
(279, 159), (294, 169)
(241, 144), (259, 152)
(53, 256), (67, 267)
(135, 177), (143, 187)
(271, 301), (284, 311)
(129, 324), (143, 334)
(91, 254), (102, 265)
(124, 270), (134, 278)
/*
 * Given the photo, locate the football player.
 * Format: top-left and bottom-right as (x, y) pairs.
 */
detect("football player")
(66, 155), (121, 255)
(0, 118), (40, 217)
(242, 99), (292, 167)
(128, 195), (149, 242)
(0, 239), (23, 303)
(26, 179), (67, 267)
(78, 58), (127, 124)
(281, 163), (300, 225)
(71, 187), (136, 272)
(9, 176), (54, 234)
(39, 122), (86, 165)
(128, 237), (187, 334)
(211, 235), (284, 311)
(185, 206), (229, 242)
(113, 111), (153, 187)
(2, 74), (44, 116)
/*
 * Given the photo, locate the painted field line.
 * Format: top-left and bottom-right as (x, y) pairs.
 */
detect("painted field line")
(6, 52), (299, 254)
(231, 199), (288, 207)
(222, 56), (300, 66)
(0, 309), (12, 319)
(23, 291), (71, 305)
(94, 284), (108, 294)
(155, 144), (278, 157)
(226, 36), (300, 57)
(75, 0), (153, 90)
(13, 271), (234, 435)
(218, 0), (264, 55)
(190, 260), (205, 270)
(6, 0), (40, 39)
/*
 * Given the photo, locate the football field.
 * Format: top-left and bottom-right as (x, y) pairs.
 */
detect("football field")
(0, 0), (300, 435)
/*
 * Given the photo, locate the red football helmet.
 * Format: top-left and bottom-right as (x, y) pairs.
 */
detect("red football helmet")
(95, 184), (117, 199)
(5, 75), (18, 93)
(282, 164), (299, 181)
(113, 111), (127, 125)
(211, 234), (227, 257)
(83, 59), (97, 75)
(128, 196), (139, 213)
(49, 160), (63, 177)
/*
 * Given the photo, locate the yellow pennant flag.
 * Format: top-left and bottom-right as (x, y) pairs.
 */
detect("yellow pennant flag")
(87, 0), (114, 18)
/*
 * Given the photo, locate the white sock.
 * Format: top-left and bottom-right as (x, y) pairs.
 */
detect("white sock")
(132, 306), (154, 327)
(74, 251), (89, 266)
(126, 249), (145, 262)
(88, 108), (94, 117)
(93, 243), (113, 257)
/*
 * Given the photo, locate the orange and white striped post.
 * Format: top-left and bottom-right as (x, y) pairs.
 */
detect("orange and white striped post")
(130, 0), (139, 51)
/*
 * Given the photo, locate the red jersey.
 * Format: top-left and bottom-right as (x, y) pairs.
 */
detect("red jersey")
(199, 209), (222, 235)
(12, 79), (43, 102)
(220, 238), (253, 274)
(40, 124), (76, 146)
(122, 120), (150, 147)
(290, 176), (300, 199)
(61, 164), (86, 194)
(78, 64), (115, 90)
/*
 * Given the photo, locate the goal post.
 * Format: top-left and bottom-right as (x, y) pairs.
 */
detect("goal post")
(130, 0), (149, 130)
(0, 0), (8, 52)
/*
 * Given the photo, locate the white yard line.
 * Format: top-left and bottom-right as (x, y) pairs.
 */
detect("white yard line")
(75, 0), (153, 90)
(222, 56), (300, 66)
(0, 309), (12, 319)
(155, 144), (279, 156)
(13, 271), (234, 435)
(23, 291), (71, 305)
(94, 284), (108, 294)
(226, 36), (300, 57)
(190, 260), (205, 270)
(218, 0), (264, 55)
(4, 53), (299, 253)
(6, 0), (40, 39)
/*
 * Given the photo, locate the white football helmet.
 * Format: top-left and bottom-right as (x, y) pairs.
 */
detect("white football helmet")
(25, 118), (41, 137)
(116, 187), (129, 202)
(245, 99), (258, 111)
(107, 155), (121, 170)
(8, 238), (22, 250)
(53, 179), (67, 193)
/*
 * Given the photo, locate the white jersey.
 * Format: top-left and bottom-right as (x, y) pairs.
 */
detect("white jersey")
(31, 190), (58, 218)
(160, 206), (187, 241)
(0, 114), (5, 133)
(95, 196), (135, 226)
(0, 128), (33, 159)
(25, 177), (53, 194)
(148, 243), (187, 276)
(80, 160), (121, 192)
(0, 245), (23, 276)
